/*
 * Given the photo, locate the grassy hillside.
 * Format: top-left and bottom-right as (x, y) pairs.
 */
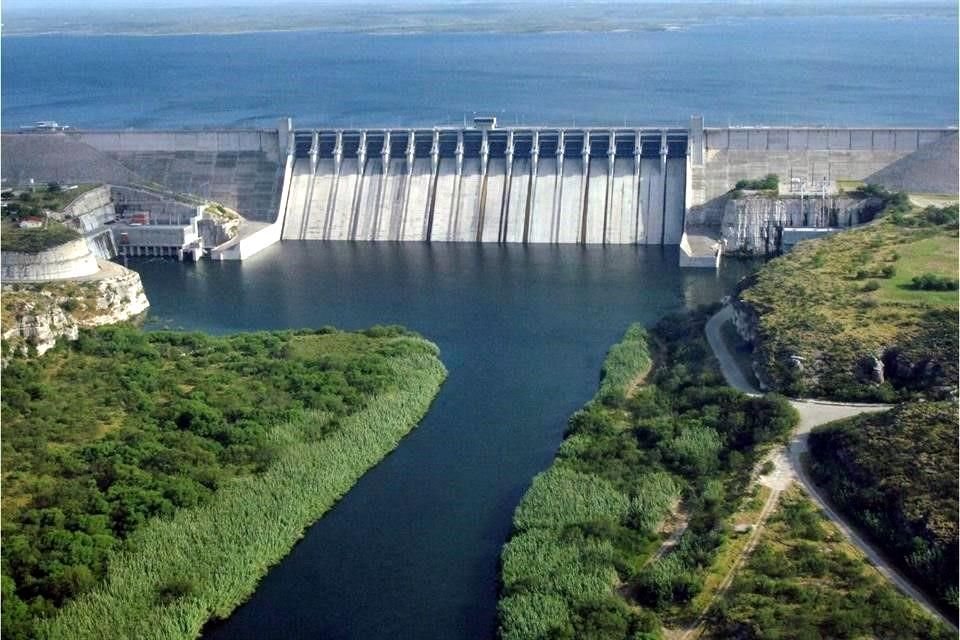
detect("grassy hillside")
(707, 488), (953, 639)
(498, 310), (797, 640)
(1, 325), (445, 639)
(738, 200), (958, 401)
(0, 184), (95, 253)
(807, 402), (959, 619)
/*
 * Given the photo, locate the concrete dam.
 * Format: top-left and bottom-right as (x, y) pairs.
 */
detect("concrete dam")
(280, 127), (689, 244)
(3, 118), (956, 262)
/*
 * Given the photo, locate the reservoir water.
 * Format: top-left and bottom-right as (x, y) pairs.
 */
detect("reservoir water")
(131, 243), (753, 639)
(3, 15), (958, 129)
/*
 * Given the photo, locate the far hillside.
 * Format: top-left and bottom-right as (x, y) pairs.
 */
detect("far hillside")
(808, 402), (959, 621)
(735, 193), (958, 401)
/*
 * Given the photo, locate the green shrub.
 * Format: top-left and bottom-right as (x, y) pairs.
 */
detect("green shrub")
(598, 324), (651, 407)
(734, 174), (778, 191)
(909, 273), (959, 291)
(514, 468), (630, 531)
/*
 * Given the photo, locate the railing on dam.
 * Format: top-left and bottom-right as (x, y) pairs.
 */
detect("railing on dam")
(281, 126), (690, 244)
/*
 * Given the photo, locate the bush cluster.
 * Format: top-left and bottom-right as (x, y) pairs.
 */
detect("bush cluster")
(1, 325), (441, 639)
(807, 402), (959, 619)
(909, 273), (959, 291)
(734, 174), (778, 191)
(498, 311), (797, 640)
(711, 492), (955, 639)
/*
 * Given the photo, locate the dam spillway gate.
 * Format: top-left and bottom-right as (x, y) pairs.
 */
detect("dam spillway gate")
(281, 127), (690, 244)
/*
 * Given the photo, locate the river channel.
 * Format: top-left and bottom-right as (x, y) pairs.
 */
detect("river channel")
(131, 242), (753, 639)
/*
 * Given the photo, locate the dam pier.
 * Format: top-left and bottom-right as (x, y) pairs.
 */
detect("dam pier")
(3, 116), (955, 265)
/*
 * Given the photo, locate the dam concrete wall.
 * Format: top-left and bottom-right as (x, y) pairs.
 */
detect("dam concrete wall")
(6, 119), (955, 255)
(280, 127), (689, 244)
(2, 238), (101, 282)
(1, 129), (284, 222)
(687, 125), (958, 225)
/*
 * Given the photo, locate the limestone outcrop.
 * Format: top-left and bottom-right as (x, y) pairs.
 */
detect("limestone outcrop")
(2, 262), (149, 359)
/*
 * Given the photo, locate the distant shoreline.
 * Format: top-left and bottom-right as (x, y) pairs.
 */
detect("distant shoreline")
(2, 6), (954, 39)
(2, 25), (687, 39)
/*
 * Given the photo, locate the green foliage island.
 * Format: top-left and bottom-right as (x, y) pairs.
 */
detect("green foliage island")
(1, 325), (446, 639)
(808, 402), (959, 620)
(707, 488), (953, 639)
(737, 200), (958, 401)
(498, 310), (798, 640)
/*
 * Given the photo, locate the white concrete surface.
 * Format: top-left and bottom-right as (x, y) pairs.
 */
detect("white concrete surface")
(281, 160), (312, 239)
(663, 157), (687, 244)
(641, 157), (664, 245)
(430, 158), (458, 241)
(304, 160), (336, 239)
(557, 159), (584, 243)
(584, 159), (607, 243)
(606, 158), (636, 244)
(480, 160), (506, 242)
(401, 159), (433, 241)
(504, 159), (530, 243)
(528, 158), (557, 243)
(328, 159), (358, 240)
(374, 159), (407, 241)
(2, 238), (101, 281)
(354, 158), (382, 240)
(454, 160), (483, 242)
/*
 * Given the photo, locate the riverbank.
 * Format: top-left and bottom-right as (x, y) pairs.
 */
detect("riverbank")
(497, 309), (797, 639)
(2, 327), (445, 639)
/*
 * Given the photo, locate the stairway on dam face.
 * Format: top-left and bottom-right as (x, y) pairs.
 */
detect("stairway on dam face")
(280, 128), (688, 244)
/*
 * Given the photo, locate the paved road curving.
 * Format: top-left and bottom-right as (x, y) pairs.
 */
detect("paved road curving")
(705, 306), (958, 631)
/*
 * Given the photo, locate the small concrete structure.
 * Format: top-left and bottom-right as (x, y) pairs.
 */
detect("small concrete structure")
(679, 229), (722, 268)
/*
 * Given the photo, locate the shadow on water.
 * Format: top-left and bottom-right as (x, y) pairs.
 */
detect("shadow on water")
(130, 242), (755, 640)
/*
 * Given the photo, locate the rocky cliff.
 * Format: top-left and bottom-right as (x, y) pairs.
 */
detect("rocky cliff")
(720, 194), (881, 256)
(2, 262), (149, 359)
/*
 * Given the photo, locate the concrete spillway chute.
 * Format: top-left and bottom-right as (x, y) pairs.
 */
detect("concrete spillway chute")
(309, 130), (319, 174)
(348, 130), (368, 240)
(552, 130), (566, 242)
(579, 131), (591, 244)
(633, 130), (643, 243)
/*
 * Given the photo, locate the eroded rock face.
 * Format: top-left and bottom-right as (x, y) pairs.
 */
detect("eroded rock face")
(720, 195), (879, 256)
(2, 263), (149, 360)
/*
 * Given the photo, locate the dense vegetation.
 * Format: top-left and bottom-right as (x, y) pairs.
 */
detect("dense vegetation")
(738, 200), (958, 401)
(0, 221), (80, 254)
(734, 174), (779, 192)
(807, 402), (959, 619)
(707, 489), (954, 639)
(498, 309), (797, 640)
(1, 325), (446, 639)
(0, 184), (96, 253)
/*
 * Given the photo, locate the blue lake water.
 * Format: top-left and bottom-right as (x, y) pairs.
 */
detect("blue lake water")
(2, 16), (957, 129)
(131, 243), (753, 640)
